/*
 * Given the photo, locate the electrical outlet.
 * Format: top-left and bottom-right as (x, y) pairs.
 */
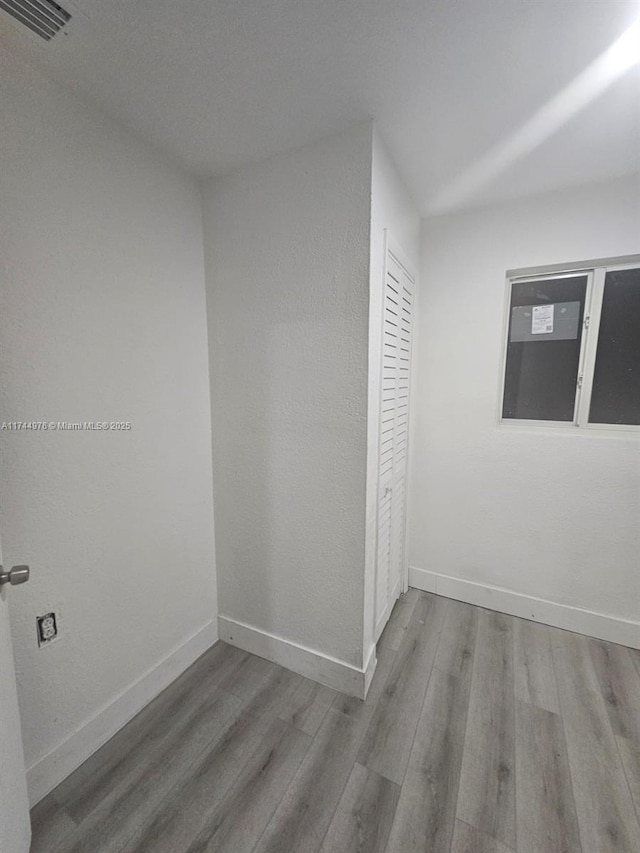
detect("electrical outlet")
(37, 612), (59, 647)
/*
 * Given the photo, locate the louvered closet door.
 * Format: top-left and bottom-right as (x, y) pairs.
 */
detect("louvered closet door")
(374, 242), (415, 640)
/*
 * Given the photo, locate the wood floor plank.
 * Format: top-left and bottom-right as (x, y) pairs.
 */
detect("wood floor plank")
(513, 619), (560, 713)
(553, 632), (640, 852)
(433, 597), (478, 679)
(32, 599), (640, 853)
(124, 661), (335, 853)
(171, 641), (248, 690)
(237, 659), (340, 737)
(616, 735), (640, 824)
(239, 663), (306, 718)
(152, 640), (248, 704)
(378, 589), (420, 651)
(51, 687), (243, 853)
(217, 652), (279, 701)
(357, 593), (446, 784)
(629, 648), (640, 680)
(333, 645), (396, 726)
(181, 719), (311, 853)
(123, 703), (287, 853)
(450, 820), (515, 853)
(456, 610), (516, 849)
(253, 708), (366, 853)
(52, 642), (246, 821)
(588, 640), (640, 742)
(278, 676), (337, 736)
(57, 684), (241, 826)
(588, 641), (640, 822)
(319, 763), (400, 853)
(30, 794), (77, 853)
(514, 699), (581, 853)
(239, 658), (337, 732)
(386, 665), (472, 853)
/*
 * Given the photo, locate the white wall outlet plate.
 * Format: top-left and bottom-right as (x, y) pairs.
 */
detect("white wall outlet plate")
(37, 612), (59, 647)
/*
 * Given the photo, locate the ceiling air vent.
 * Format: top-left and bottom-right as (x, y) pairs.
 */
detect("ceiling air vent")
(0, 0), (71, 41)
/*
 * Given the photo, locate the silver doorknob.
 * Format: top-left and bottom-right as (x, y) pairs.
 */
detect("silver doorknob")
(0, 565), (30, 587)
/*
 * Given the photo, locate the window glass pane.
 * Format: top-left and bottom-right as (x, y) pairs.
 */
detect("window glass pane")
(589, 267), (640, 426)
(502, 275), (587, 421)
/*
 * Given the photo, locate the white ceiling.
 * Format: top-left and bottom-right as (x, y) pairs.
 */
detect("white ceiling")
(1, 0), (639, 214)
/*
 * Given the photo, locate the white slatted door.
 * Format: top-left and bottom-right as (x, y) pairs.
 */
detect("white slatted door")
(389, 257), (413, 598)
(374, 242), (415, 639)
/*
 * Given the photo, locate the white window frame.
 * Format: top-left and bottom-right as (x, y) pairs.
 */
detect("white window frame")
(498, 254), (640, 435)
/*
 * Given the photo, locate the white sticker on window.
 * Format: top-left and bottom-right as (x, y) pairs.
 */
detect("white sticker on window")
(532, 304), (554, 334)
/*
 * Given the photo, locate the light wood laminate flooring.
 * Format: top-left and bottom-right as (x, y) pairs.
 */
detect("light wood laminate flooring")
(31, 592), (640, 852)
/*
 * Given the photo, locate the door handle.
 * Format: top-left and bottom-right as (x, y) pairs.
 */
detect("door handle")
(0, 565), (30, 587)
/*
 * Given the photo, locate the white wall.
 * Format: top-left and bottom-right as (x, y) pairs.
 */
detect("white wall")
(202, 124), (372, 680)
(364, 130), (420, 657)
(0, 50), (218, 802)
(411, 175), (640, 644)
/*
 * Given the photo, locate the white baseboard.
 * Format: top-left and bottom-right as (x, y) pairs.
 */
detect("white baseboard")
(27, 619), (219, 807)
(218, 615), (374, 699)
(409, 567), (640, 650)
(363, 643), (378, 697)
(373, 576), (402, 644)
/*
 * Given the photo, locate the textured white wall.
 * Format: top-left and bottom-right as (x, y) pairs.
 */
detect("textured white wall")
(364, 130), (420, 655)
(203, 124), (371, 668)
(411, 175), (640, 623)
(0, 50), (217, 784)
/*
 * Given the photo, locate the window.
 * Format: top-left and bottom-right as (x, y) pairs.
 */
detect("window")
(501, 256), (640, 430)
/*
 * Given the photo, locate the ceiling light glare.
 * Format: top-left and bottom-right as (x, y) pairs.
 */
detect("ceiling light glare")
(605, 18), (640, 74)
